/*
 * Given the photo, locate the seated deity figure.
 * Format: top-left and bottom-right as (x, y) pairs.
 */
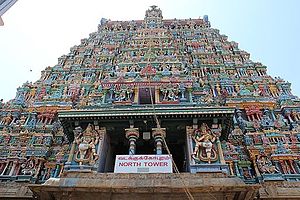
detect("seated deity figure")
(192, 123), (217, 164)
(256, 155), (279, 174)
(167, 90), (178, 101)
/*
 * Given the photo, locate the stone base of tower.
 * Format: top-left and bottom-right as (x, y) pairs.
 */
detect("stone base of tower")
(258, 181), (300, 199)
(0, 181), (33, 199)
(29, 172), (259, 200)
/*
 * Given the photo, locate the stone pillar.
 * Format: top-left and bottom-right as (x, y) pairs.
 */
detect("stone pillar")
(125, 127), (139, 155)
(152, 127), (166, 155)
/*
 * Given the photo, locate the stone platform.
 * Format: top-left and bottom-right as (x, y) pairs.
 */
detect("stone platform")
(29, 172), (259, 200)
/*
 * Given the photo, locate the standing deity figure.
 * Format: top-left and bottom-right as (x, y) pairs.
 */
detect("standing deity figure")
(74, 124), (99, 165)
(192, 123), (217, 164)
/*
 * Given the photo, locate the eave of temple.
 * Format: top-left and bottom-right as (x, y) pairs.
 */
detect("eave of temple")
(58, 106), (234, 122)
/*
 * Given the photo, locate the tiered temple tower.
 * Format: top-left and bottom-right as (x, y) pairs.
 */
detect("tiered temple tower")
(1, 6), (300, 199)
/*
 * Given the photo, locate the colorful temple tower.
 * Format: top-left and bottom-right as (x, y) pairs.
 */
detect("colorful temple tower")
(1, 6), (300, 199)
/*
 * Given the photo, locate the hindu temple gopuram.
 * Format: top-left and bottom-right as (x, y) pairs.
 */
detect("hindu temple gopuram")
(1, 6), (300, 200)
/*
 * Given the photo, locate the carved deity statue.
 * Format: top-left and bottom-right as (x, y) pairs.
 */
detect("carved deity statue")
(192, 123), (217, 164)
(74, 124), (99, 165)
(21, 157), (37, 176)
(256, 155), (279, 174)
(1, 113), (13, 126)
(160, 86), (179, 102)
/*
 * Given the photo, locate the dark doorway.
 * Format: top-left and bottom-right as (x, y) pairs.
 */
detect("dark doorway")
(135, 139), (156, 155)
(167, 143), (186, 172)
(139, 87), (155, 104)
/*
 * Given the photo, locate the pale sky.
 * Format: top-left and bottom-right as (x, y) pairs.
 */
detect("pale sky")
(0, 0), (299, 102)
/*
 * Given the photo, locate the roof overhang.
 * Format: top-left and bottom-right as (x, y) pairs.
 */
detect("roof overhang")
(58, 106), (235, 121)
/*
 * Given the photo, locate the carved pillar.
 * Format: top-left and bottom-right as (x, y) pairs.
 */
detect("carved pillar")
(1, 161), (9, 175)
(24, 114), (31, 126)
(152, 127), (166, 155)
(53, 164), (60, 178)
(228, 162), (234, 176)
(216, 138), (226, 165)
(179, 84), (186, 102)
(211, 85), (216, 97)
(273, 160), (281, 173)
(155, 87), (160, 104)
(294, 160), (300, 174)
(133, 87), (139, 104)
(288, 160), (297, 174)
(286, 113), (294, 123)
(234, 160), (241, 177)
(125, 127), (139, 155)
(212, 123), (225, 165)
(108, 87), (114, 104)
(66, 141), (76, 164)
(95, 126), (107, 172)
(0, 163), (5, 175)
(187, 88), (193, 103)
(15, 163), (21, 176)
(42, 167), (49, 181)
(251, 155), (261, 177)
(102, 90), (107, 104)
(8, 161), (17, 176)
(34, 159), (43, 179)
(58, 164), (64, 176)
(279, 160), (287, 174)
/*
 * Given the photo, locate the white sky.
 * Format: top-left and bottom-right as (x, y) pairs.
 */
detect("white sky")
(0, 0), (299, 102)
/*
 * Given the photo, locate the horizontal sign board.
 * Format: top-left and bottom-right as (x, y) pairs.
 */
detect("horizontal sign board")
(114, 155), (172, 173)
